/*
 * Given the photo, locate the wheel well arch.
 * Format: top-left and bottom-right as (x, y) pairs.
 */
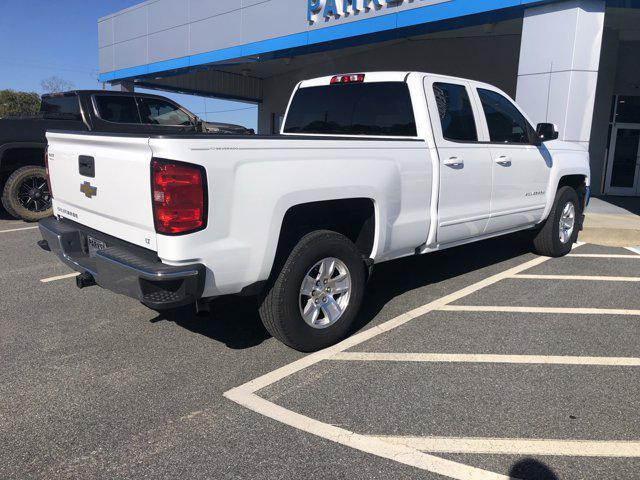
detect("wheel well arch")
(0, 144), (46, 174)
(277, 198), (376, 260)
(557, 174), (588, 205)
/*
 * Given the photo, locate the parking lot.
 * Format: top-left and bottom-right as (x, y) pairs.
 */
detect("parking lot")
(2, 214), (640, 480)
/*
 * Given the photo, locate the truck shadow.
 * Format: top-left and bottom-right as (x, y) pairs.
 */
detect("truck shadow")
(509, 458), (560, 480)
(152, 296), (269, 350)
(0, 208), (17, 220)
(155, 231), (534, 350)
(352, 231), (534, 333)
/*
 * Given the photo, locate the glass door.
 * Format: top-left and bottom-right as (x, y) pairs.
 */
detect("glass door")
(605, 125), (640, 196)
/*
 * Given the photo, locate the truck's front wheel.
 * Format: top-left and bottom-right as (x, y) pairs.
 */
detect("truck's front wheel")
(259, 230), (366, 352)
(532, 186), (580, 257)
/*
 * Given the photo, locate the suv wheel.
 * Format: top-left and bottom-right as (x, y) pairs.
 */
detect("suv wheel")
(259, 230), (366, 352)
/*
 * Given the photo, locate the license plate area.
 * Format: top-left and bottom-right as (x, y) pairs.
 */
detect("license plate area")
(87, 235), (107, 257)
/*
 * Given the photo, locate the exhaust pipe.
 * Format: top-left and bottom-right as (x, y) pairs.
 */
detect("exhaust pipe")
(76, 272), (96, 289)
(195, 298), (211, 317)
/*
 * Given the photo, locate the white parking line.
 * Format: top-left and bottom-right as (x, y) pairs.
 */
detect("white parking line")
(40, 272), (79, 283)
(568, 253), (640, 259)
(0, 226), (38, 234)
(439, 305), (640, 316)
(626, 246), (640, 256)
(232, 393), (512, 480)
(513, 274), (640, 282)
(332, 352), (640, 367)
(226, 244), (637, 478)
(225, 254), (556, 480)
(374, 436), (640, 458)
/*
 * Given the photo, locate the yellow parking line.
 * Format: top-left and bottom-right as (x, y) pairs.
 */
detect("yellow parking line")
(0, 226), (38, 234)
(40, 272), (79, 283)
(438, 305), (640, 316)
(331, 352), (640, 367)
(513, 274), (640, 282)
(375, 436), (640, 458)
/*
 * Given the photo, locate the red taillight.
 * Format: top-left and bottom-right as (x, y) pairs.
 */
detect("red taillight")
(151, 159), (206, 235)
(330, 74), (365, 84)
(44, 146), (53, 198)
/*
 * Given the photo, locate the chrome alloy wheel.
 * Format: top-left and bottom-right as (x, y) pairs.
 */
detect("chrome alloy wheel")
(559, 201), (576, 244)
(299, 257), (352, 329)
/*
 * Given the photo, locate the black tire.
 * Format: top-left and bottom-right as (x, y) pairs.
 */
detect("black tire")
(532, 186), (580, 257)
(259, 230), (366, 352)
(1, 166), (52, 222)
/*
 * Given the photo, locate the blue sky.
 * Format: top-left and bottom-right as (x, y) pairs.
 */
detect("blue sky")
(0, 0), (257, 129)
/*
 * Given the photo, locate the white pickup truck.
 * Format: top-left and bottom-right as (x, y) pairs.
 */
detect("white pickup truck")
(39, 72), (590, 351)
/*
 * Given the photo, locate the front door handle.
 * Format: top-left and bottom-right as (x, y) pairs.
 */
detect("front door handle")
(444, 156), (464, 167)
(495, 155), (511, 166)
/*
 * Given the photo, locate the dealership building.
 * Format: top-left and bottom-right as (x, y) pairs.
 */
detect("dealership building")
(98, 0), (640, 196)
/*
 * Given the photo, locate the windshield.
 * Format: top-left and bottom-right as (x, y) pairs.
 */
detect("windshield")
(138, 98), (193, 126)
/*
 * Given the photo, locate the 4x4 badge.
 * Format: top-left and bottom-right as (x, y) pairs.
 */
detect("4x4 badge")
(80, 181), (97, 198)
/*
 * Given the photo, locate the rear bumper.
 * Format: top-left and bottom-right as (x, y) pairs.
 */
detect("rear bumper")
(38, 217), (206, 309)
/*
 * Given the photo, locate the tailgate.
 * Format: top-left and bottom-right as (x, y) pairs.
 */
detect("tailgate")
(46, 132), (157, 250)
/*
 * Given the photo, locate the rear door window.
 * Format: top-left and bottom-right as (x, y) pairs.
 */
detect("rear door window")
(94, 95), (141, 124)
(138, 98), (192, 126)
(432, 83), (478, 142)
(284, 82), (417, 136)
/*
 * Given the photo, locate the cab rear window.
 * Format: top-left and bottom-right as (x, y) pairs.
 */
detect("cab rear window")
(283, 82), (417, 137)
(40, 95), (82, 121)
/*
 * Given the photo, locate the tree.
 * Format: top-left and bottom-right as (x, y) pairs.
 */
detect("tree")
(40, 76), (75, 94)
(0, 90), (41, 118)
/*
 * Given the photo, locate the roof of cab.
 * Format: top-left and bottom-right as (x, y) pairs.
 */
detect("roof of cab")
(299, 72), (411, 88)
(297, 71), (510, 99)
(41, 90), (180, 100)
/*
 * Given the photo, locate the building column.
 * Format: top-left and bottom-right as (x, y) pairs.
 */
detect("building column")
(515, 0), (605, 150)
(111, 81), (135, 92)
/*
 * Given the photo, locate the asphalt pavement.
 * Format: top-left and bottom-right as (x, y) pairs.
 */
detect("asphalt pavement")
(2, 214), (639, 480)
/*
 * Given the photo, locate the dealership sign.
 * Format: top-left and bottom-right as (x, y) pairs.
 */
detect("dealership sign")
(308, 0), (435, 24)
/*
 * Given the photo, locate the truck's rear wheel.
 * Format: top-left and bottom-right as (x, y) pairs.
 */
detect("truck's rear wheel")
(532, 186), (580, 257)
(1, 166), (52, 221)
(259, 230), (366, 352)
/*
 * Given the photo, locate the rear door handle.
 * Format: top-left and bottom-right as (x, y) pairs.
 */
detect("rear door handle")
(495, 155), (511, 166)
(444, 157), (464, 167)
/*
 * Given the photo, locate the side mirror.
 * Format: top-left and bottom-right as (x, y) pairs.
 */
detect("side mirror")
(536, 123), (559, 142)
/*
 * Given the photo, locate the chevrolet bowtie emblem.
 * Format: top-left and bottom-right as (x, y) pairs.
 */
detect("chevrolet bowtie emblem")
(80, 181), (97, 198)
